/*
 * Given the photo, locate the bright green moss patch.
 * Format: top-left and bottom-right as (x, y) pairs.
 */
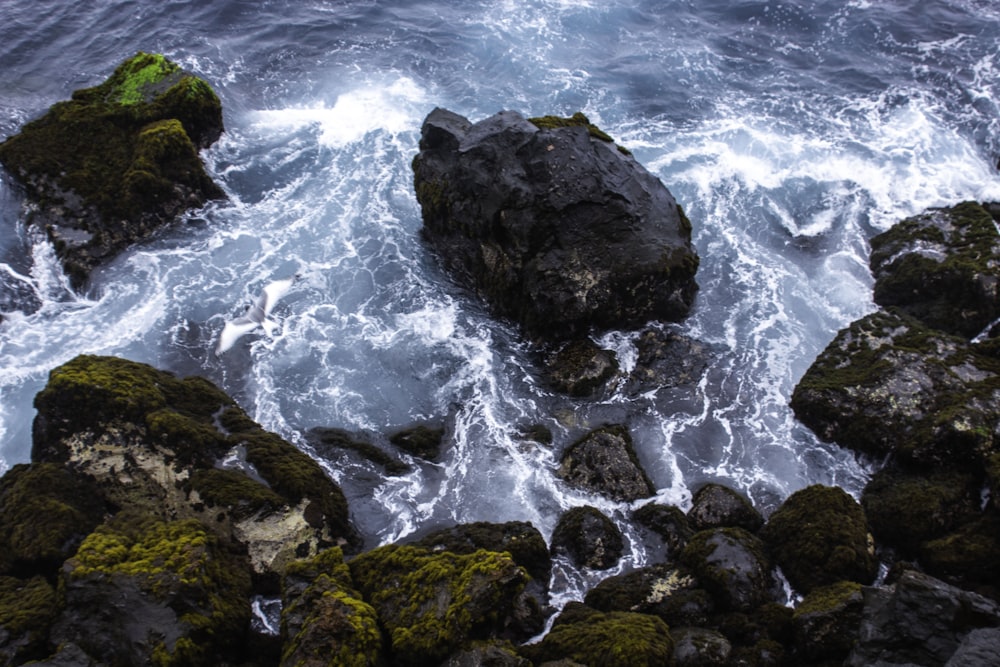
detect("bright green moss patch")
(794, 580), (862, 617)
(106, 53), (179, 106)
(349, 545), (528, 665)
(529, 111), (632, 155)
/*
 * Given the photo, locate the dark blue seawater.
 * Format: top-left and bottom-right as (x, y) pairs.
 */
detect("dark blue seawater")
(2, 0), (1000, 603)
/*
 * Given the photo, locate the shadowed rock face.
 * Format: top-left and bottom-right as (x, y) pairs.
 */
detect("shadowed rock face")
(412, 108), (699, 342)
(0, 52), (225, 288)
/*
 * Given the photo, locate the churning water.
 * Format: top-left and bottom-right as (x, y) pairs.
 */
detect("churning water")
(3, 0), (1000, 602)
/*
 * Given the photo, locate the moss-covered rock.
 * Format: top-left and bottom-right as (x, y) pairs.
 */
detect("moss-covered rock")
(687, 483), (763, 533)
(0, 575), (60, 665)
(0, 463), (105, 578)
(520, 602), (675, 667)
(543, 338), (619, 397)
(308, 427), (410, 476)
(443, 640), (531, 666)
(280, 547), (382, 667)
(791, 581), (864, 663)
(870, 201), (1000, 339)
(861, 465), (980, 555)
(389, 422), (445, 461)
(918, 513), (1000, 591)
(31, 354), (358, 583)
(348, 544), (537, 665)
(54, 513), (251, 666)
(671, 626), (732, 667)
(790, 308), (1000, 466)
(680, 527), (779, 613)
(410, 521), (552, 585)
(760, 485), (876, 596)
(556, 425), (655, 502)
(550, 506), (625, 570)
(633, 503), (694, 558)
(0, 52), (225, 287)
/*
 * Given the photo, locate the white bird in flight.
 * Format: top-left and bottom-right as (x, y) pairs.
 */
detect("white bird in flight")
(217, 276), (297, 354)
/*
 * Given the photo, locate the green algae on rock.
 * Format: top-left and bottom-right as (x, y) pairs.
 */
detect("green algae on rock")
(348, 544), (537, 665)
(281, 547), (382, 667)
(31, 354), (359, 583)
(0, 51), (225, 288)
(56, 513), (251, 666)
(0, 575), (60, 665)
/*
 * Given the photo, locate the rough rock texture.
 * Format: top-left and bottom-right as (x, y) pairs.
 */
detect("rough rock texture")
(0, 575), (60, 665)
(412, 108), (699, 342)
(687, 483), (763, 533)
(550, 506), (624, 570)
(389, 422), (445, 461)
(633, 503), (694, 558)
(760, 485), (877, 595)
(622, 326), (713, 396)
(790, 308), (1000, 466)
(348, 544), (540, 666)
(443, 641), (531, 667)
(52, 513), (251, 666)
(520, 602), (675, 667)
(31, 354), (359, 582)
(846, 569), (1000, 666)
(671, 627), (732, 667)
(791, 580), (865, 663)
(681, 528), (780, 613)
(280, 547), (381, 667)
(584, 562), (712, 628)
(544, 338), (619, 397)
(870, 201), (1000, 339)
(556, 424), (655, 502)
(0, 52), (225, 287)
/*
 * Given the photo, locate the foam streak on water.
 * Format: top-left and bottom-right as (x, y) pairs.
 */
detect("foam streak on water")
(2, 0), (1000, 605)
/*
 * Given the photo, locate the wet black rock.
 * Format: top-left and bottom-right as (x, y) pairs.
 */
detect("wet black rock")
(550, 506), (624, 570)
(543, 338), (619, 397)
(389, 422), (446, 461)
(672, 627), (732, 667)
(633, 503), (694, 557)
(681, 527), (781, 613)
(687, 483), (763, 533)
(556, 424), (655, 502)
(412, 108), (699, 342)
(791, 580), (865, 664)
(584, 562), (713, 628)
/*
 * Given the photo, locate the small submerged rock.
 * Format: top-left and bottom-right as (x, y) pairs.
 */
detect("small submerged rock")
(556, 424), (655, 502)
(550, 506), (624, 571)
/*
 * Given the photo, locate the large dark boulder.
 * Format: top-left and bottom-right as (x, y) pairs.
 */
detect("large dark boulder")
(31, 354), (359, 584)
(760, 485), (877, 595)
(633, 503), (694, 558)
(0, 52), (225, 288)
(790, 308), (1000, 466)
(846, 569), (1000, 666)
(412, 108), (698, 342)
(585, 562), (713, 628)
(556, 424), (655, 502)
(550, 506), (625, 570)
(680, 528), (780, 613)
(687, 483), (763, 533)
(409, 521), (552, 585)
(870, 201), (1000, 339)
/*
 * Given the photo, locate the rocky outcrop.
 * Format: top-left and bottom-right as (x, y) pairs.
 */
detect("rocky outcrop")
(0, 52), (225, 288)
(556, 424), (655, 502)
(412, 108), (698, 342)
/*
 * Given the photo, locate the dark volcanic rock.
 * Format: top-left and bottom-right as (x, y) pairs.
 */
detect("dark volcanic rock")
(687, 483), (763, 533)
(550, 506), (624, 570)
(544, 338), (619, 397)
(790, 308), (1000, 466)
(870, 201), (1000, 339)
(412, 108), (699, 342)
(585, 562), (713, 628)
(0, 52), (225, 288)
(672, 627), (732, 667)
(633, 503), (694, 557)
(791, 581), (865, 664)
(681, 527), (781, 613)
(389, 422), (445, 460)
(556, 424), (655, 502)
(760, 485), (877, 595)
(846, 569), (1000, 667)
(623, 326), (713, 395)
(410, 521), (552, 585)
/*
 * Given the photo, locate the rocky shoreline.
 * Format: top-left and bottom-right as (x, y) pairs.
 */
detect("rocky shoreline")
(2, 54), (1000, 666)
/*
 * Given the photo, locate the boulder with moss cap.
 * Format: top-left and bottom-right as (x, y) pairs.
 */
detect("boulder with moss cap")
(31, 354), (359, 586)
(0, 52), (225, 287)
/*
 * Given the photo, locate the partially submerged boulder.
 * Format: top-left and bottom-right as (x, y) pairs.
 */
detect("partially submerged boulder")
(556, 424), (655, 502)
(550, 506), (625, 570)
(412, 108), (698, 342)
(0, 52), (225, 287)
(870, 201), (1000, 339)
(687, 483), (763, 533)
(760, 485), (877, 595)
